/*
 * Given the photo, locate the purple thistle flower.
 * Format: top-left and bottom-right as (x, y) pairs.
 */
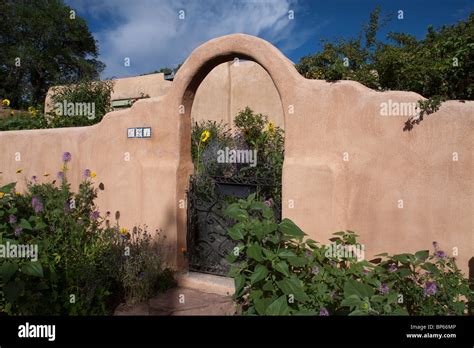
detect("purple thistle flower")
(432, 241), (438, 250)
(14, 226), (22, 237)
(424, 281), (437, 297)
(62, 152), (72, 162)
(379, 283), (390, 295)
(57, 171), (65, 180)
(435, 250), (446, 259)
(90, 211), (100, 220)
(389, 264), (397, 273)
(319, 308), (329, 316)
(31, 196), (44, 214)
(83, 169), (91, 178)
(31, 175), (38, 183)
(9, 214), (17, 224)
(106, 211), (111, 217)
(311, 265), (319, 275)
(306, 250), (312, 257)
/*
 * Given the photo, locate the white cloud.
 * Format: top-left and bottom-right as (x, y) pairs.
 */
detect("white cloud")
(67, 0), (311, 78)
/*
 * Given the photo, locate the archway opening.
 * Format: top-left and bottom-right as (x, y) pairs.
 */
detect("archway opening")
(183, 56), (285, 276)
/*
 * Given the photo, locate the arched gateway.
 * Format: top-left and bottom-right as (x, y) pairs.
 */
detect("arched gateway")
(0, 34), (471, 275)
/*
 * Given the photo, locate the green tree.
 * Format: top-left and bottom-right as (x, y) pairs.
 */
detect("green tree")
(0, 0), (104, 108)
(296, 9), (474, 101)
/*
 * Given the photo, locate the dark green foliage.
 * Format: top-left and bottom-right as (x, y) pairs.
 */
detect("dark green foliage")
(0, 0), (104, 108)
(296, 8), (473, 101)
(47, 79), (114, 127)
(225, 194), (472, 316)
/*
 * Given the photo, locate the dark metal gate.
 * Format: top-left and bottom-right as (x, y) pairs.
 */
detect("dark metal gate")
(186, 175), (279, 276)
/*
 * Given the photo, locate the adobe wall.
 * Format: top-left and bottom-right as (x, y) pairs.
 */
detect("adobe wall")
(44, 62), (284, 128)
(1, 34), (472, 275)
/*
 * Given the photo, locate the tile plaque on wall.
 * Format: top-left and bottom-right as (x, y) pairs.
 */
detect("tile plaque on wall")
(127, 127), (151, 138)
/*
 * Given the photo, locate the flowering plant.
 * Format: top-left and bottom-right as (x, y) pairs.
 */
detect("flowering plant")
(0, 152), (172, 315)
(225, 194), (472, 316)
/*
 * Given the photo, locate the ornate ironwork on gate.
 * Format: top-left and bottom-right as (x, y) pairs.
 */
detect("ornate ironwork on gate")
(186, 175), (279, 276)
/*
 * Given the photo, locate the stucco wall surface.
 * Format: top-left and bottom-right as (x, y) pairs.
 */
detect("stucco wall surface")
(1, 34), (472, 275)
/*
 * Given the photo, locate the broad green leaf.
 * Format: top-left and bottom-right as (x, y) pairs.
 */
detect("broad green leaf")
(341, 294), (362, 307)
(249, 290), (263, 301)
(276, 277), (309, 302)
(392, 254), (412, 264)
(277, 249), (297, 258)
(275, 261), (290, 277)
(262, 248), (275, 260)
(34, 220), (47, 230)
(21, 261), (44, 277)
(19, 219), (33, 230)
(265, 295), (290, 315)
(0, 182), (16, 193)
(370, 295), (385, 303)
(262, 280), (274, 291)
(279, 219), (306, 240)
(397, 268), (412, 277)
(234, 274), (245, 297)
(344, 279), (374, 299)
(255, 297), (274, 315)
(421, 262), (440, 275)
(227, 225), (244, 240)
(415, 250), (429, 262)
(250, 264), (268, 284)
(262, 206), (274, 220)
(247, 243), (264, 261)
(0, 261), (18, 282)
(286, 256), (307, 267)
(225, 205), (249, 222)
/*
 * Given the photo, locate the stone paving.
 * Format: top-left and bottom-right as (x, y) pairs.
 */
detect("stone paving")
(114, 287), (236, 316)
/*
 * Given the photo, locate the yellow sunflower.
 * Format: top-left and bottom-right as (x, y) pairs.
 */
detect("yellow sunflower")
(267, 122), (276, 134)
(28, 106), (38, 117)
(2, 99), (10, 107)
(200, 130), (211, 143)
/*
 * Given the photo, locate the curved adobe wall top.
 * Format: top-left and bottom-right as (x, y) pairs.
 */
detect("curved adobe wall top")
(165, 34), (301, 122)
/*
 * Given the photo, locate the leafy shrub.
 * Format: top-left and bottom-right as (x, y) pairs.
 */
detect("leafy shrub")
(0, 114), (45, 131)
(191, 107), (284, 206)
(117, 226), (175, 305)
(46, 79), (114, 128)
(224, 194), (472, 316)
(0, 152), (172, 315)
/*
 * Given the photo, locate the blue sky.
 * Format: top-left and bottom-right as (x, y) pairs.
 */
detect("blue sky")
(65, 0), (473, 79)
